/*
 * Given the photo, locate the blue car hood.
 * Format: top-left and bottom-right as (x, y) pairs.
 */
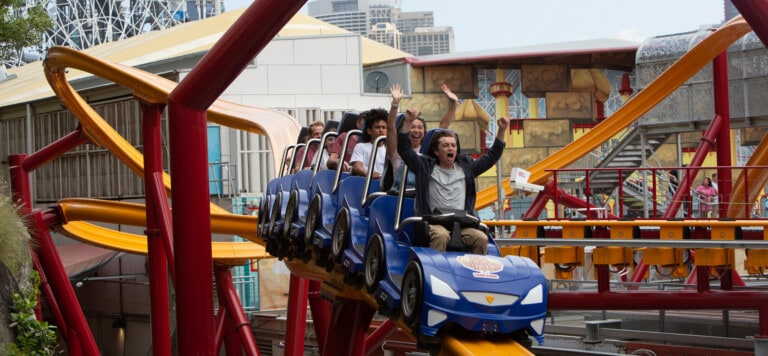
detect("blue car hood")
(427, 252), (534, 283)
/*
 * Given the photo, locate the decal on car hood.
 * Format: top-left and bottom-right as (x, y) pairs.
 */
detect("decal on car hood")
(456, 255), (503, 279)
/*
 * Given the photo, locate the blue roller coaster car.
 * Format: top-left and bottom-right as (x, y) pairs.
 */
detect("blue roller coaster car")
(303, 130), (361, 268)
(361, 174), (547, 347)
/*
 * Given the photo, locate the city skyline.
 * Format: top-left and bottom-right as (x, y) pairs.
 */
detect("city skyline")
(222, 0), (727, 53)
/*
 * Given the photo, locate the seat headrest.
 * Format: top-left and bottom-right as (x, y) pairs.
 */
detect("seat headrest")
(296, 126), (309, 144)
(323, 120), (339, 134)
(337, 112), (360, 134)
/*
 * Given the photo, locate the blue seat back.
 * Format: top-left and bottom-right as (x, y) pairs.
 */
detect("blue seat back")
(368, 195), (398, 237)
(337, 176), (366, 211)
(293, 169), (313, 192)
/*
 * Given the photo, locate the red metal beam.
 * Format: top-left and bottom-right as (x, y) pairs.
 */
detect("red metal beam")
(365, 319), (399, 356)
(713, 51), (733, 218)
(166, 1), (306, 352)
(148, 172), (176, 279)
(549, 289), (768, 337)
(663, 115), (723, 219)
(285, 274), (309, 356)
(29, 211), (100, 355)
(167, 100), (215, 354)
(323, 298), (376, 356)
(731, 0), (768, 49)
(214, 307), (226, 353)
(307, 280), (329, 352)
(214, 264), (259, 355)
(141, 102), (172, 356)
(20, 129), (89, 172)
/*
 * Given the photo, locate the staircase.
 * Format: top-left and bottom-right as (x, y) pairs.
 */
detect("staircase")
(588, 129), (671, 214)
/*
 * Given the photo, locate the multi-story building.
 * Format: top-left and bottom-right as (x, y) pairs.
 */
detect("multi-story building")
(396, 10), (434, 34)
(401, 26), (455, 55)
(306, 0), (454, 55)
(368, 22), (401, 50)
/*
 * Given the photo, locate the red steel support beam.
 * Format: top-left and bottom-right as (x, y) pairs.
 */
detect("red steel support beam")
(713, 51), (732, 218)
(214, 264), (259, 355)
(214, 307), (227, 353)
(166, 100), (215, 354)
(285, 274), (309, 356)
(323, 298), (376, 356)
(11, 155), (85, 354)
(308, 280), (329, 352)
(142, 102), (172, 356)
(166, 1), (305, 353)
(148, 172), (175, 279)
(29, 211), (100, 355)
(20, 129), (89, 172)
(9, 154), (32, 214)
(663, 115), (723, 219)
(365, 319), (399, 356)
(731, 0), (768, 50)
(549, 290), (768, 335)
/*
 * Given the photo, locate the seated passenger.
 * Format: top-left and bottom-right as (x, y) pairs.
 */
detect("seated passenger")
(326, 112), (365, 172)
(316, 122), (338, 170)
(350, 109), (387, 179)
(386, 83), (458, 190)
(293, 120), (324, 172)
(395, 113), (509, 254)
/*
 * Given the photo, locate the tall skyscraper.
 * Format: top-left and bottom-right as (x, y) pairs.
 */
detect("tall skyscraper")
(401, 26), (454, 56)
(396, 11), (433, 34)
(306, 0), (454, 55)
(368, 22), (401, 49)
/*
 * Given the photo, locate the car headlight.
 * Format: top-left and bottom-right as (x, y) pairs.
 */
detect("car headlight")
(430, 275), (459, 300)
(521, 284), (544, 305)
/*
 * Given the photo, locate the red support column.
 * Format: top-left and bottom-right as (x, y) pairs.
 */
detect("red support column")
(9, 154), (32, 213)
(32, 258), (68, 335)
(9, 154), (85, 355)
(166, 1), (305, 352)
(307, 280), (329, 352)
(365, 319), (399, 356)
(731, 0), (768, 49)
(20, 129), (89, 172)
(662, 115), (723, 219)
(167, 100), (215, 354)
(142, 102), (172, 356)
(224, 322), (243, 356)
(148, 172), (176, 279)
(214, 264), (259, 356)
(596, 265), (610, 293)
(285, 274), (309, 356)
(323, 299), (376, 356)
(214, 308), (227, 353)
(549, 290), (768, 312)
(29, 211), (100, 355)
(713, 51), (731, 218)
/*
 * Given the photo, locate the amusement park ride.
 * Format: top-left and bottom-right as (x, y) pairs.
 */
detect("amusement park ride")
(9, 0), (768, 355)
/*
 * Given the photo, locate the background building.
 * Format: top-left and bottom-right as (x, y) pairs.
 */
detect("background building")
(306, 0), (455, 55)
(401, 26), (454, 55)
(368, 22), (401, 50)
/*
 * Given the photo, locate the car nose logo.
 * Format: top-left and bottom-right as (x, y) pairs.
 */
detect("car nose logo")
(486, 295), (495, 304)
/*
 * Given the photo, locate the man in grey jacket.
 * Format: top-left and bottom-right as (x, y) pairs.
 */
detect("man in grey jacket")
(395, 110), (509, 254)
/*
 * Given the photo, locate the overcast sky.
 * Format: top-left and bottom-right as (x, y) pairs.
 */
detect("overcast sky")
(223, 0), (727, 52)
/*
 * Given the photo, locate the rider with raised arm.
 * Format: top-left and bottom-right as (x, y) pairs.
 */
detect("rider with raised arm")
(386, 83), (459, 189)
(394, 102), (509, 254)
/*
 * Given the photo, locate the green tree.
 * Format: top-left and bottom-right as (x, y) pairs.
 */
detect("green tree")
(0, 0), (52, 66)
